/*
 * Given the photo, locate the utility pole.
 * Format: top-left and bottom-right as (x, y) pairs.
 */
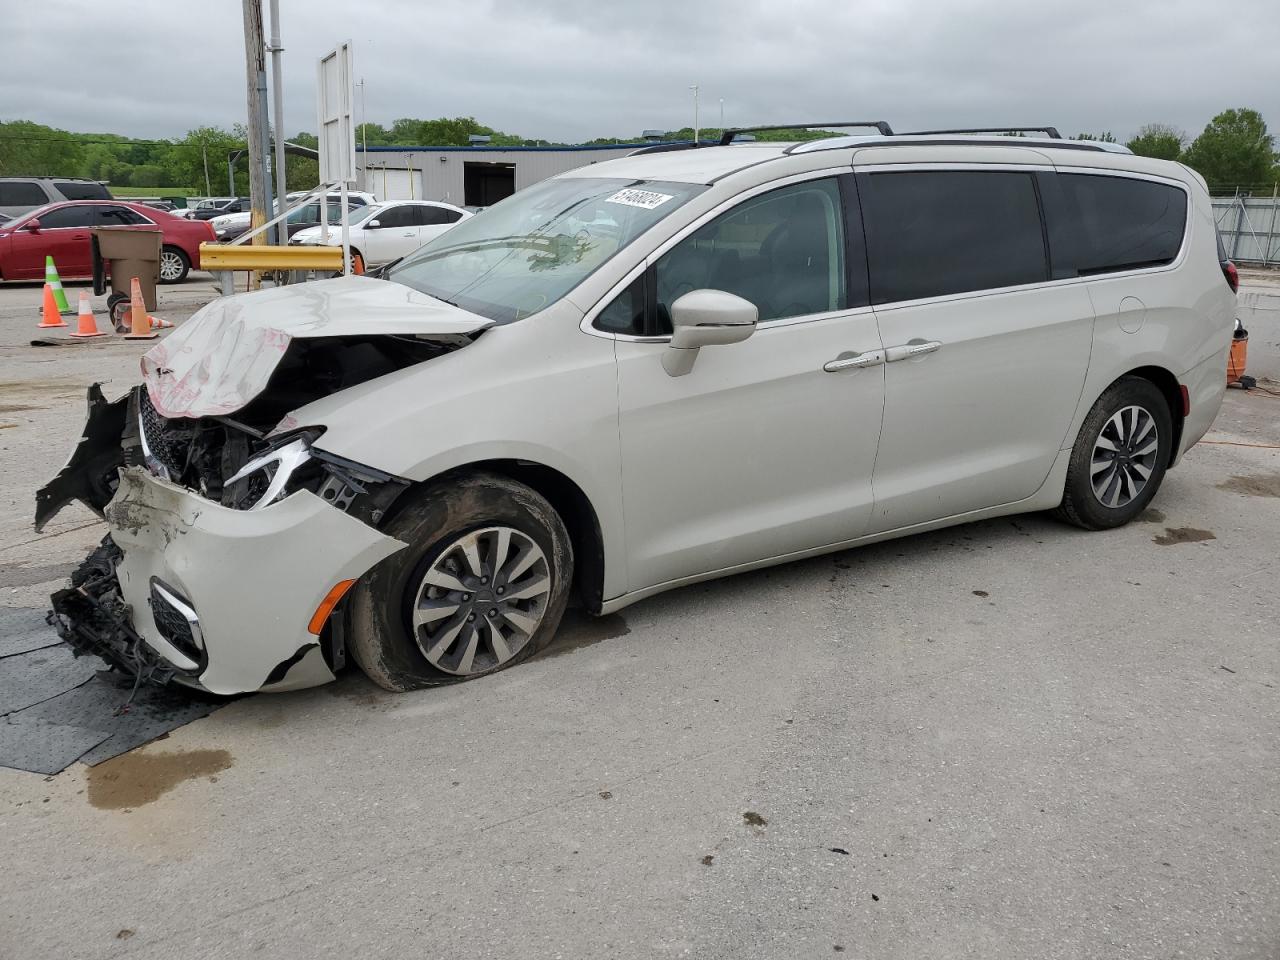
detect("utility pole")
(690, 84), (699, 143)
(268, 0), (288, 245)
(201, 143), (211, 196)
(241, 0), (274, 253)
(719, 98), (724, 131)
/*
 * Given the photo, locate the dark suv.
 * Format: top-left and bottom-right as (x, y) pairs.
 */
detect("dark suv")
(0, 178), (112, 218)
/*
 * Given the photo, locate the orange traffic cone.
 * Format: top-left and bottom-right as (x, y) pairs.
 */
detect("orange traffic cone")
(352, 252), (365, 275)
(123, 277), (158, 340)
(38, 283), (68, 328)
(148, 314), (175, 330)
(70, 290), (106, 339)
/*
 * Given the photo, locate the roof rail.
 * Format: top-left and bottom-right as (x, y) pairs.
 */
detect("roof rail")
(901, 126), (1063, 139)
(718, 121), (894, 146)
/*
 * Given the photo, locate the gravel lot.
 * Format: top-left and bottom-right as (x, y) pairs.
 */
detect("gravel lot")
(1, 273), (1278, 959)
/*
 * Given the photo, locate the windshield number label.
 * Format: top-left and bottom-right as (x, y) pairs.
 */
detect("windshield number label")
(605, 189), (674, 210)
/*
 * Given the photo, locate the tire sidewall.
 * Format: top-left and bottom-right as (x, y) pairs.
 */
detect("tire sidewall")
(349, 472), (573, 689)
(1065, 378), (1173, 529)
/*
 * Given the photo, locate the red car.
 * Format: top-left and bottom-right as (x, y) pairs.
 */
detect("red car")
(0, 200), (214, 284)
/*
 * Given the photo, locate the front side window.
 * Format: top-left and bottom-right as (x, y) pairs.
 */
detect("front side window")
(388, 177), (707, 323)
(1060, 173), (1187, 275)
(36, 205), (96, 229)
(654, 177), (847, 332)
(377, 205), (416, 229)
(861, 170), (1048, 304)
(595, 274), (646, 335)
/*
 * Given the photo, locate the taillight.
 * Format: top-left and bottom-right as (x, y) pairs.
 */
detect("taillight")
(1221, 259), (1239, 294)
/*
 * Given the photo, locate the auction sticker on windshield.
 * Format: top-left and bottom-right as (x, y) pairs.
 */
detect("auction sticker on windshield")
(605, 188), (674, 210)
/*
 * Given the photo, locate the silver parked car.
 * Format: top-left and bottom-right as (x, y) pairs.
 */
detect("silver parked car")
(39, 123), (1237, 695)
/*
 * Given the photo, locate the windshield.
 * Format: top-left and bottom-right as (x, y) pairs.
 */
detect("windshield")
(387, 178), (706, 323)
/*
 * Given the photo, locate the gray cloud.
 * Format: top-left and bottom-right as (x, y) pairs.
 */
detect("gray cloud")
(3, 0), (1277, 143)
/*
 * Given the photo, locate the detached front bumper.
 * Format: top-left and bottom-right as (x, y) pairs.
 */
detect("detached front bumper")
(70, 467), (405, 695)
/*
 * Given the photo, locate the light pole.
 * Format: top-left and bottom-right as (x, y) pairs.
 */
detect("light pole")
(690, 84), (699, 143)
(719, 98), (724, 132)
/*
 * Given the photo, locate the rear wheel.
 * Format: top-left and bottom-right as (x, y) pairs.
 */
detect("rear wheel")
(1054, 376), (1172, 530)
(348, 472), (573, 691)
(159, 245), (189, 284)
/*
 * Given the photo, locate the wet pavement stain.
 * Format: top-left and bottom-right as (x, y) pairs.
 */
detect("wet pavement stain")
(1137, 507), (1165, 523)
(86, 749), (233, 810)
(700, 855), (714, 866)
(0, 561), (76, 589)
(1217, 473), (1280, 498)
(535, 611), (630, 660)
(742, 811), (767, 828)
(1153, 527), (1217, 546)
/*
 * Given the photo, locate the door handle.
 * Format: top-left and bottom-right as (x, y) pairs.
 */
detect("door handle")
(823, 349), (885, 373)
(885, 340), (942, 362)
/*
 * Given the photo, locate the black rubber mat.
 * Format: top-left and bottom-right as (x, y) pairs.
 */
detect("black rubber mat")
(0, 607), (225, 774)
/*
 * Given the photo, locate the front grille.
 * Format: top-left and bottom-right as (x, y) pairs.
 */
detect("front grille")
(139, 389), (186, 478)
(148, 580), (203, 663)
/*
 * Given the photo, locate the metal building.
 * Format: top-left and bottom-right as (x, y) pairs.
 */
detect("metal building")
(356, 143), (669, 207)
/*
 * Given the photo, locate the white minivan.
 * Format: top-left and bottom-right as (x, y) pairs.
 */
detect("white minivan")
(40, 123), (1237, 695)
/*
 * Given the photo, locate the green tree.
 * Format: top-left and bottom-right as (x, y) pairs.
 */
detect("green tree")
(1182, 108), (1277, 192)
(0, 120), (86, 177)
(1125, 124), (1185, 160)
(171, 126), (244, 194)
(1071, 131), (1118, 143)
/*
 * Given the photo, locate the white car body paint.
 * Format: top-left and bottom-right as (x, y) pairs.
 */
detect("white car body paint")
(50, 138), (1235, 693)
(106, 467), (406, 695)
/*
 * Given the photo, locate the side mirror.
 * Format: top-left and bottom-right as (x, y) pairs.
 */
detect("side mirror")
(365, 219), (381, 229)
(662, 289), (757, 377)
(24, 218), (40, 233)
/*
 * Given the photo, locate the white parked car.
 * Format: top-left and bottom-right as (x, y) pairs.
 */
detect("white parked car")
(289, 199), (472, 268)
(39, 123), (1236, 696)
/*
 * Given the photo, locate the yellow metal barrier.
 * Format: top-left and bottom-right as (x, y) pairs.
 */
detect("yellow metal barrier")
(198, 243), (344, 272)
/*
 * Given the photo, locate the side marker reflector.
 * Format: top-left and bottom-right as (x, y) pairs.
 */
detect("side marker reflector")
(1179, 384), (1190, 417)
(308, 579), (357, 635)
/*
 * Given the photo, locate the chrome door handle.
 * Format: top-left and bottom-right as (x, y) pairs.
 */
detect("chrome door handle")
(823, 349), (885, 372)
(885, 340), (942, 362)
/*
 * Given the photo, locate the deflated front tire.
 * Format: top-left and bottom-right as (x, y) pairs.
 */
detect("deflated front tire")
(348, 471), (573, 691)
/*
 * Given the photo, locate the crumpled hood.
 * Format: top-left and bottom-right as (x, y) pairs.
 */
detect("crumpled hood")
(141, 275), (492, 418)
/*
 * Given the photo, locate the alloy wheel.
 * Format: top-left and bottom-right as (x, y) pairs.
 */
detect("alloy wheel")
(1090, 405), (1159, 508)
(159, 250), (184, 282)
(410, 526), (551, 676)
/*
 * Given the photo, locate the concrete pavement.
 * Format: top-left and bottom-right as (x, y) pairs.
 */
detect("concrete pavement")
(0, 276), (1277, 959)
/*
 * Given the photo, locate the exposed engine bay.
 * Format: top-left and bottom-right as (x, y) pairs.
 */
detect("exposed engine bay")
(36, 329), (477, 691)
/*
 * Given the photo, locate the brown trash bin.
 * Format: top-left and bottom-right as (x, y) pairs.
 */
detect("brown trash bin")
(90, 228), (161, 313)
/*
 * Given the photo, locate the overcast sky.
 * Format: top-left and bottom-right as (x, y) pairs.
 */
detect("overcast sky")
(4, 0), (1278, 143)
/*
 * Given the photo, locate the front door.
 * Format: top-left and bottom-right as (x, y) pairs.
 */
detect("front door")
(613, 174), (886, 592)
(10, 204), (96, 278)
(857, 168), (1096, 533)
(364, 203), (417, 265)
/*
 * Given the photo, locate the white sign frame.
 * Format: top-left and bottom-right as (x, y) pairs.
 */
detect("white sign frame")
(316, 41), (356, 185)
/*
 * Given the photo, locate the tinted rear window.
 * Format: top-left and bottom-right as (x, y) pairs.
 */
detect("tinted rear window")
(54, 180), (110, 201)
(1059, 174), (1187, 275)
(861, 171), (1048, 304)
(0, 181), (49, 206)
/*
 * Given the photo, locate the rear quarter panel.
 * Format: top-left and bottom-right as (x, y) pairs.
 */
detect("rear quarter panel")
(1057, 170), (1233, 463)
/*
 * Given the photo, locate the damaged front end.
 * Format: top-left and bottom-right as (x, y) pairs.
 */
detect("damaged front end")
(37, 317), (510, 694)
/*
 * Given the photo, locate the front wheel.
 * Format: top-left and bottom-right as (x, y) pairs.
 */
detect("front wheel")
(1054, 376), (1173, 530)
(158, 245), (190, 284)
(348, 472), (573, 691)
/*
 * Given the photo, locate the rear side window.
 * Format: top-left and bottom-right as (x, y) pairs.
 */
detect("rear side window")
(861, 171), (1048, 304)
(1059, 174), (1187, 275)
(95, 205), (151, 226)
(0, 181), (49, 206)
(54, 180), (110, 201)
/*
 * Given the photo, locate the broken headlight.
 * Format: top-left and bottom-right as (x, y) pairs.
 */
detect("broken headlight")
(223, 427), (326, 510)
